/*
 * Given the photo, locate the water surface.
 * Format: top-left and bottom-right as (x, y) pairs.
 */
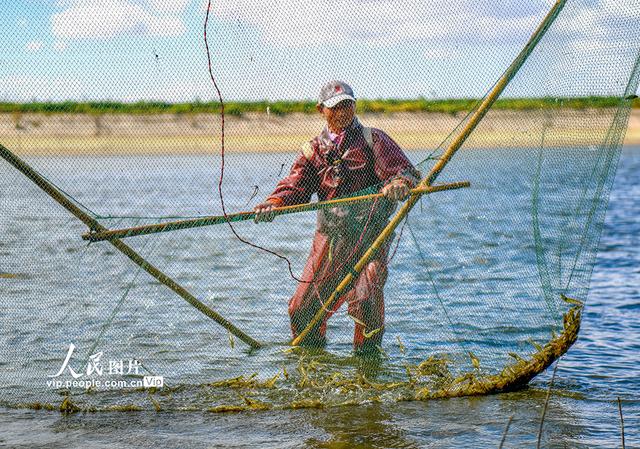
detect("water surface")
(0, 146), (638, 448)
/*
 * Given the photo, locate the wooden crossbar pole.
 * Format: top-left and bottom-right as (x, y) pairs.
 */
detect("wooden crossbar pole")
(82, 182), (471, 242)
(0, 144), (262, 349)
(291, 0), (567, 346)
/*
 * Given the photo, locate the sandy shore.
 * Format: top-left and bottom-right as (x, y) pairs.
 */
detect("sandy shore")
(2, 109), (639, 155)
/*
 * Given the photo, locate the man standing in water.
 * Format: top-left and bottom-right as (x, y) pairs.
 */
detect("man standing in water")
(254, 81), (421, 353)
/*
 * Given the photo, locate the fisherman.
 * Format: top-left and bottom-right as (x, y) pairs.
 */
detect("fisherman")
(254, 81), (421, 353)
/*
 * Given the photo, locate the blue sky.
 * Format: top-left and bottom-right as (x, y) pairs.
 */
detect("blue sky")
(0, 0), (638, 102)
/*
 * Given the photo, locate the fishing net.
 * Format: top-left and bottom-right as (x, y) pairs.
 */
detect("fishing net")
(1, 0), (639, 412)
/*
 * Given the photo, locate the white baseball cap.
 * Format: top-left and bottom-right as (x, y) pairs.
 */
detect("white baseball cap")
(318, 80), (356, 108)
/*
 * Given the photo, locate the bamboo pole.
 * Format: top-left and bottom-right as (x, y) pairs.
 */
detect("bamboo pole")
(0, 144), (262, 349)
(291, 0), (567, 346)
(536, 361), (559, 449)
(618, 397), (626, 449)
(82, 182), (470, 242)
(498, 416), (514, 449)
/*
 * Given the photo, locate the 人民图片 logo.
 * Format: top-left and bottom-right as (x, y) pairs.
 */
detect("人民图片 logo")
(46, 343), (162, 390)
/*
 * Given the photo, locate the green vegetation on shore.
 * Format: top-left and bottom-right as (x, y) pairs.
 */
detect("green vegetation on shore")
(1, 96), (638, 116)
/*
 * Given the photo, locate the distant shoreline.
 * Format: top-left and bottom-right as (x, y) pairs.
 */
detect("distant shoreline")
(1, 97), (638, 115)
(2, 109), (638, 155)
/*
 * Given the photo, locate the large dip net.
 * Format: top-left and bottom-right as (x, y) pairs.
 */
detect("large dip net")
(1, 0), (639, 412)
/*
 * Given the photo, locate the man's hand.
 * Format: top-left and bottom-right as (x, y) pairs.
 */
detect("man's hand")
(381, 179), (410, 202)
(253, 201), (278, 223)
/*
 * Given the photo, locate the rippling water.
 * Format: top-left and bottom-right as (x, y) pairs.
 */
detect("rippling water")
(0, 146), (638, 448)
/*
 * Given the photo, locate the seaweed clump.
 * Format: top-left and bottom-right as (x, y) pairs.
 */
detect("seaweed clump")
(8, 305), (582, 414)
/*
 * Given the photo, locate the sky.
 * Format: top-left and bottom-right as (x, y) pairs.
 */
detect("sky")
(0, 0), (638, 102)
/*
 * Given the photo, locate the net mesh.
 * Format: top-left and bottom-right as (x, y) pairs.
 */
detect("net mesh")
(1, 0), (639, 411)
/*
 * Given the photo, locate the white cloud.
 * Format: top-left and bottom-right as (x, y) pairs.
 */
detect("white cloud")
(51, 0), (189, 39)
(0, 73), (200, 102)
(53, 41), (68, 52)
(145, 0), (191, 14)
(0, 76), (88, 102)
(206, 0), (544, 48)
(423, 47), (456, 61)
(25, 41), (43, 52)
(504, 0), (640, 99)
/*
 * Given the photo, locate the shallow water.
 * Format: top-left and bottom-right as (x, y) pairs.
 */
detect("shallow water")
(0, 146), (638, 448)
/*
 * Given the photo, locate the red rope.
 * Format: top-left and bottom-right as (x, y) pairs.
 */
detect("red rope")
(387, 216), (407, 264)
